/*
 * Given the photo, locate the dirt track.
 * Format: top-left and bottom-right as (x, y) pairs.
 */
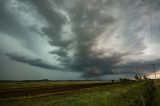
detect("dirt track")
(0, 82), (117, 98)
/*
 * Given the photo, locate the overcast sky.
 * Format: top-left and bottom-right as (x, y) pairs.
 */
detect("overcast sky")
(1, 0), (160, 80)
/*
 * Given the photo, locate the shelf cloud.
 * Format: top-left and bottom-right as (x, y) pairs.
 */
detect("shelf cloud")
(1, 0), (160, 80)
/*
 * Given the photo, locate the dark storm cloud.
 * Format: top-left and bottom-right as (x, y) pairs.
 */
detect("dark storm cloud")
(0, 0), (28, 39)
(62, 0), (118, 78)
(54, 0), (146, 78)
(72, 52), (125, 78)
(21, 0), (69, 47)
(0, 0), (44, 53)
(20, 0), (123, 78)
(49, 49), (67, 57)
(6, 53), (61, 70)
(1, 0), (160, 80)
(115, 59), (160, 76)
(22, 0), (151, 78)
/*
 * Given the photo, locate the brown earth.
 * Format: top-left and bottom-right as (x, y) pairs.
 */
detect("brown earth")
(0, 82), (119, 98)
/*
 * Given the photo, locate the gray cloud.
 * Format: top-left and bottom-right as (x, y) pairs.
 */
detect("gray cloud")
(25, 0), (69, 47)
(49, 49), (67, 57)
(6, 53), (61, 70)
(18, 0), (158, 78)
(0, 0), (31, 41)
(115, 59), (160, 76)
(1, 0), (160, 80)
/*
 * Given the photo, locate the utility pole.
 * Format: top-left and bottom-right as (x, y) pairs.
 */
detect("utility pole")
(153, 64), (156, 79)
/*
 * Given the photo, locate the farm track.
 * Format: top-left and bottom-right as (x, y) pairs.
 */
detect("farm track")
(0, 82), (121, 98)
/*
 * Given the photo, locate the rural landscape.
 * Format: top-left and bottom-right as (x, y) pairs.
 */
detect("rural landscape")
(1, 0), (160, 105)
(0, 78), (160, 106)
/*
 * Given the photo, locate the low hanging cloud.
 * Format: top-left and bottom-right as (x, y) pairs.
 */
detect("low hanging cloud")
(1, 0), (160, 80)
(6, 53), (62, 70)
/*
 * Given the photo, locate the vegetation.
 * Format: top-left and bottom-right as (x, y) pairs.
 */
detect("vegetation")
(154, 79), (160, 106)
(0, 80), (157, 106)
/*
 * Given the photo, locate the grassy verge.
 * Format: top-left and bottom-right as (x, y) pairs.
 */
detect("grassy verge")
(153, 79), (160, 106)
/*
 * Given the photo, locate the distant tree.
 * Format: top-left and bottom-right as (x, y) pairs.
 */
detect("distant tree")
(119, 78), (122, 82)
(111, 80), (115, 82)
(119, 78), (130, 82)
(134, 74), (146, 81)
(134, 74), (139, 80)
(42, 79), (49, 81)
(143, 75), (148, 80)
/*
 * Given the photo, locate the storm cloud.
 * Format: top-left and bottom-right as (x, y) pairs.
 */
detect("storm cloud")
(6, 53), (62, 70)
(1, 0), (160, 80)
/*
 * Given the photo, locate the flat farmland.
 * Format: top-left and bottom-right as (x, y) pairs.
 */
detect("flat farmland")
(0, 80), (156, 106)
(0, 81), (112, 98)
